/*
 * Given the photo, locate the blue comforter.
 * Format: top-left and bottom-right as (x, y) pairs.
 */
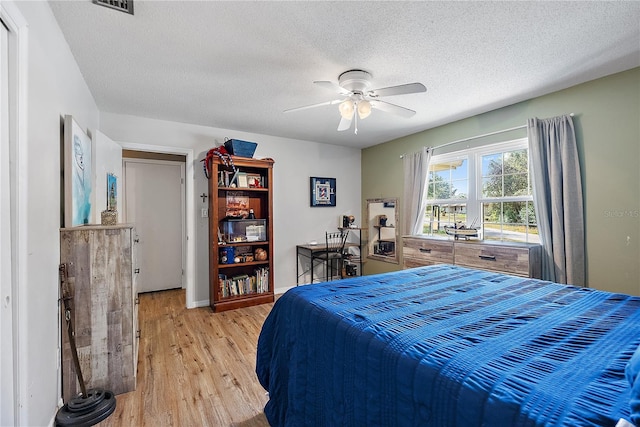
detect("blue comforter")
(256, 265), (640, 426)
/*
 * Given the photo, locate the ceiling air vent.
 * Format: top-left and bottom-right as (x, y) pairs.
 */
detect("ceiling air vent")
(93, 0), (134, 15)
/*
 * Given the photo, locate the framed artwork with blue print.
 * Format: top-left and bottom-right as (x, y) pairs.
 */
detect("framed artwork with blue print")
(310, 177), (336, 207)
(64, 115), (93, 227)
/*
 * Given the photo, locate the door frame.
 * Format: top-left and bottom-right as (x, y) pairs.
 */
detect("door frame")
(122, 157), (186, 292)
(0, 2), (27, 424)
(120, 143), (196, 307)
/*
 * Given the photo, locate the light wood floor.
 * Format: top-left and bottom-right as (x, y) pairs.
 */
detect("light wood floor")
(98, 289), (273, 426)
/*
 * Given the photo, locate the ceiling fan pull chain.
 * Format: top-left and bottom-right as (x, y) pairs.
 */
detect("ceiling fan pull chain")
(354, 111), (358, 135)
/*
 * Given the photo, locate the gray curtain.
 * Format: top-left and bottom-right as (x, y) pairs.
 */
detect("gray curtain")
(402, 147), (432, 235)
(527, 115), (585, 286)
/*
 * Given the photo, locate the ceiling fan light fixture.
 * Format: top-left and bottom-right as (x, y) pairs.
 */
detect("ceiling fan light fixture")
(339, 99), (354, 119)
(286, 69), (426, 133)
(357, 100), (372, 119)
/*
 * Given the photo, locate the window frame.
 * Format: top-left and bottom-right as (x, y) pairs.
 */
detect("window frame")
(423, 138), (536, 242)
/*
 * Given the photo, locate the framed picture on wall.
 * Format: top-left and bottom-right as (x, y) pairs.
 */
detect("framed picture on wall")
(64, 115), (93, 227)
(310, 177), (336, 207)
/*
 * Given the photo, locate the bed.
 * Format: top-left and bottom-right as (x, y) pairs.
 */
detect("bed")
(256, 264), (640, 426)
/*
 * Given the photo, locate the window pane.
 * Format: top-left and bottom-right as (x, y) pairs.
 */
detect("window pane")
(482, 153), (502, 176)
(450, 159), (468, 180)
(434, 170), (449, 182)
(451, 179), (468, 199)
(482, 201), (538, 243)
(428, 174), (452, 199)
(524, 201), (537, 225)
(503, 149), (528, 174)
(445, 204), (467, 224)
(503, 201), (525, 223)
(423, 203), (467, 236)
(482, 201), (502, 241)
(482, 177), (503, 197)
(482, 149), (531, 198)
(504, 173), (529, 196)
(483, 202), (502, 223)
(423, 204), (434, 234)
(428, 159), (468, 200)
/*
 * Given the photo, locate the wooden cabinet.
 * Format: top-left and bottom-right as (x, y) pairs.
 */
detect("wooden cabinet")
(402, 236), (541, 278)
(60, 225), (139, 402)
(208, 156), (274, 312)
(403, 237), (454, 269)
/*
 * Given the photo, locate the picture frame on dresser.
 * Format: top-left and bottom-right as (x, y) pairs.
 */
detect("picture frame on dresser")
(106, 173), (117, 211)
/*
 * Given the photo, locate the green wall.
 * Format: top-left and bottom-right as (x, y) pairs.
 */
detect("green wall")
(362, 68), (640, 296)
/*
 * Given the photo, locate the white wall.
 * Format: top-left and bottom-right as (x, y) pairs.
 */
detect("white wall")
(10, 1), (100, 425)
(8, 2), (358, 421)
(99, 112), (362, 303)
(93, 130), (124, 222)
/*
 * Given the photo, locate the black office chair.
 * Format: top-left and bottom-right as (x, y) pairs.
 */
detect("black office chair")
(316, 230), (349, 282)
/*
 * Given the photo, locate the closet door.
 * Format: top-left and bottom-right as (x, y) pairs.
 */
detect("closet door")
(124, 159), (184, 293)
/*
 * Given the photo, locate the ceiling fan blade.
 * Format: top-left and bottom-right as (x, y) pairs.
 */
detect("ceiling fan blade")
(314, 80), (353, 96)
(284, 99), (343, 114)
(370, 100), (416, 118)
(337, 114), (353, 131)
(369, 82), (426, 98)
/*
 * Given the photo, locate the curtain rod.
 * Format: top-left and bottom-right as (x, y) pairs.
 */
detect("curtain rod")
(399, 113), (574, 158)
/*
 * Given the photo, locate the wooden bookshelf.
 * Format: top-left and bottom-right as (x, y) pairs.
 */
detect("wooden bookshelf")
(208, 156), (274, 312)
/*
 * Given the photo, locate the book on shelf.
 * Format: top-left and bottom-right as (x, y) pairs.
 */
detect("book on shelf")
(218, 268), (269, 298)
(255, 267), (269, 293)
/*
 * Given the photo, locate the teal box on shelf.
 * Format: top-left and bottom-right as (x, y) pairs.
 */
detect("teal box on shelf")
(224, 139), (257, 158)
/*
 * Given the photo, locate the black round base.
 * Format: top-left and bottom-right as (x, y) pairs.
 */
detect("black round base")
(55, 389), (116, 427)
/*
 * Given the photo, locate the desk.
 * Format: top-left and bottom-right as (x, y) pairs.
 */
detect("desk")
(296, 242), (361, 285)
(296, 244), (328, 285)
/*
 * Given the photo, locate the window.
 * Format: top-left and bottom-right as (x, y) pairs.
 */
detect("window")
(423, 139), (539, 243)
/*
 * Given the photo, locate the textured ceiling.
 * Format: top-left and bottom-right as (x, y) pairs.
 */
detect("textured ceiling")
(48, 1), (640, 149)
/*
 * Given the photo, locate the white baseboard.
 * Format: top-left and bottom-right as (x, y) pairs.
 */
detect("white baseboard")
(193, 299), (210, 308)
(48, 398), (64, 427)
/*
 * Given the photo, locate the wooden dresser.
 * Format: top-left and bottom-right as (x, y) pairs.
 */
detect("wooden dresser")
(403, 235), (541, 278)
(60, 225), (139, 401)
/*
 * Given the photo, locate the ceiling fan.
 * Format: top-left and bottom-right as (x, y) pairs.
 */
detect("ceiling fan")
(284, 69), (426, 134)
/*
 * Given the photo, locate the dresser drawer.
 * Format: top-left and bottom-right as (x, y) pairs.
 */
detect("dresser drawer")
(403, 237), (453, 268)
(454, 243), (536, 277)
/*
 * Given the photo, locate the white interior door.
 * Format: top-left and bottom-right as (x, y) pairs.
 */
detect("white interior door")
(124, 159), (184, 293)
